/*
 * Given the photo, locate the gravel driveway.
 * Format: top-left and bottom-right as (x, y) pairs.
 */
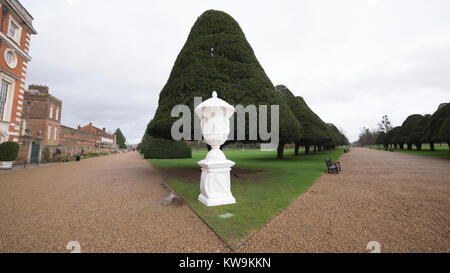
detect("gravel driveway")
(238, 148), (450, 253)
(1, 149), (449, 253)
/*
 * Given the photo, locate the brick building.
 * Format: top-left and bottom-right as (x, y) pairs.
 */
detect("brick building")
(59, 125), (97, 148)
(21, 84), (62, 146)
(0, 0), (36, 144)
(15, 84), (119, 162)
(78, 123), (116, 148)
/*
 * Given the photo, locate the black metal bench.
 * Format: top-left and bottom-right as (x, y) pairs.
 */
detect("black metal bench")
(325, 159), (341, 174)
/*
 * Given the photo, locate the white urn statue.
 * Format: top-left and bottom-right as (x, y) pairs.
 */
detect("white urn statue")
(194, 91), (236, 206)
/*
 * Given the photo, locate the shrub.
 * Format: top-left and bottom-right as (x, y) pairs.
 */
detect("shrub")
(143, 137), (192, 159)
(42, 149), (50, 161)
(0, 141), (20, 161)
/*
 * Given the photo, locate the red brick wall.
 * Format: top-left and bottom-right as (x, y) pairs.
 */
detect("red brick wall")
(22, 96), (62, 146)
(0, 4), (33, 142)
(59, 125), (97, 148)
(15, 141), (29, 162)
(78, 124), (100, 135)
(78, 123), (115, 143)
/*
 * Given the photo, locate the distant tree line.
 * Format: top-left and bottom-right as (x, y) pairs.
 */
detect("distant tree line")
(355, 127), (380, 147)
(357, 103), (450, 151)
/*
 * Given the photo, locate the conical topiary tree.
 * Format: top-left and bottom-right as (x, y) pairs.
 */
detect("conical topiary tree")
(325, 123), (347, 149)
(395, 114), (428, 150)
(376, 131), (387, 149)
(147, 10), (302, 159)
(438, 117), (450, 149)
(426, 103), (450, 150)
(386, 126), (401, 149)
(114, 128), (127, 149)
(276, 85), (330, 155)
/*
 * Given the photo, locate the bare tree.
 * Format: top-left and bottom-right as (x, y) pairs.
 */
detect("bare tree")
(356, 127), (379, 146)
(378, 115), (393, 133)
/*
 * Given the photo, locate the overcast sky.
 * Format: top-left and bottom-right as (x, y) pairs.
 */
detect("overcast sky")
(21, 0), (450, 143)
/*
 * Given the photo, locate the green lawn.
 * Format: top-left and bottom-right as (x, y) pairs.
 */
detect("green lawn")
(368, 144), (450, 159)
(147, 148), (343, 249)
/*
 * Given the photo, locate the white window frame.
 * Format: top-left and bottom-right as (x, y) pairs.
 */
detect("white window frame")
(0, 81), (9, 121)
(48, 125), (51, 140)
(56, 109), (59, 121)
(0, 73), (15, 122)
(54, 126), (57, 140)
(49, 106), (53, 119)
(7, 15), (22, 45)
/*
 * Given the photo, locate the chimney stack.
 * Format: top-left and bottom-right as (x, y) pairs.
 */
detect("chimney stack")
(28, 84), (49, 95)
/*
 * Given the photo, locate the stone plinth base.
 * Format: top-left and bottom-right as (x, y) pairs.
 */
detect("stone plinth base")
(0, 161), (13, 169)
(197, 159), (236, 207)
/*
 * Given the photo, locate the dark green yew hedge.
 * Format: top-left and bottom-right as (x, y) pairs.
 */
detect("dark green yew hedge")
(428, 103), (450, 143)
(439, 117), (450, 144)
(0, 141), (19, 161)
(143, 137), (192, 159)
(147, 10), (302, 145)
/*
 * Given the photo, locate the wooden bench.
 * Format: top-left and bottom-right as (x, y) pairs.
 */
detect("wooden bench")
(325, 159), (341, 174)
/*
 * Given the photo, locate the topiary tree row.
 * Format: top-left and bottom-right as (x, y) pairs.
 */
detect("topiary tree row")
(439, 117), (450, 148)
(325, 123), (348, 149)
(276, 85), (331, 155)
(376, 131), (387, 149)
(146, 10), (302, 159)
(276, 85), (348, 155)
(426, 103), (450, 150)
(385, 126), (401, 149)
(381, 102), (449, 151)
(144, 10), (350, 159)
(394, 114), (428, 150)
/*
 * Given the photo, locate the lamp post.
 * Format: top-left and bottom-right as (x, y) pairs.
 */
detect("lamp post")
(194, 91), (236, 206)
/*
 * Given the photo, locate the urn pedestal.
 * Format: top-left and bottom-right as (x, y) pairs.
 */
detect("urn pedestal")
(198, 158), (236, 206)
(195, 91), (237, 207)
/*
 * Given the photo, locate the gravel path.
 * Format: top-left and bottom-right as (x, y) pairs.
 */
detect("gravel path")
(238, 148), (450, 253)
(1, 149), (449, 252)
(0, 152), (229, 253)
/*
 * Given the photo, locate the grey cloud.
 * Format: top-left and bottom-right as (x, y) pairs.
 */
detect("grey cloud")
(21, 0), (450, 143)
